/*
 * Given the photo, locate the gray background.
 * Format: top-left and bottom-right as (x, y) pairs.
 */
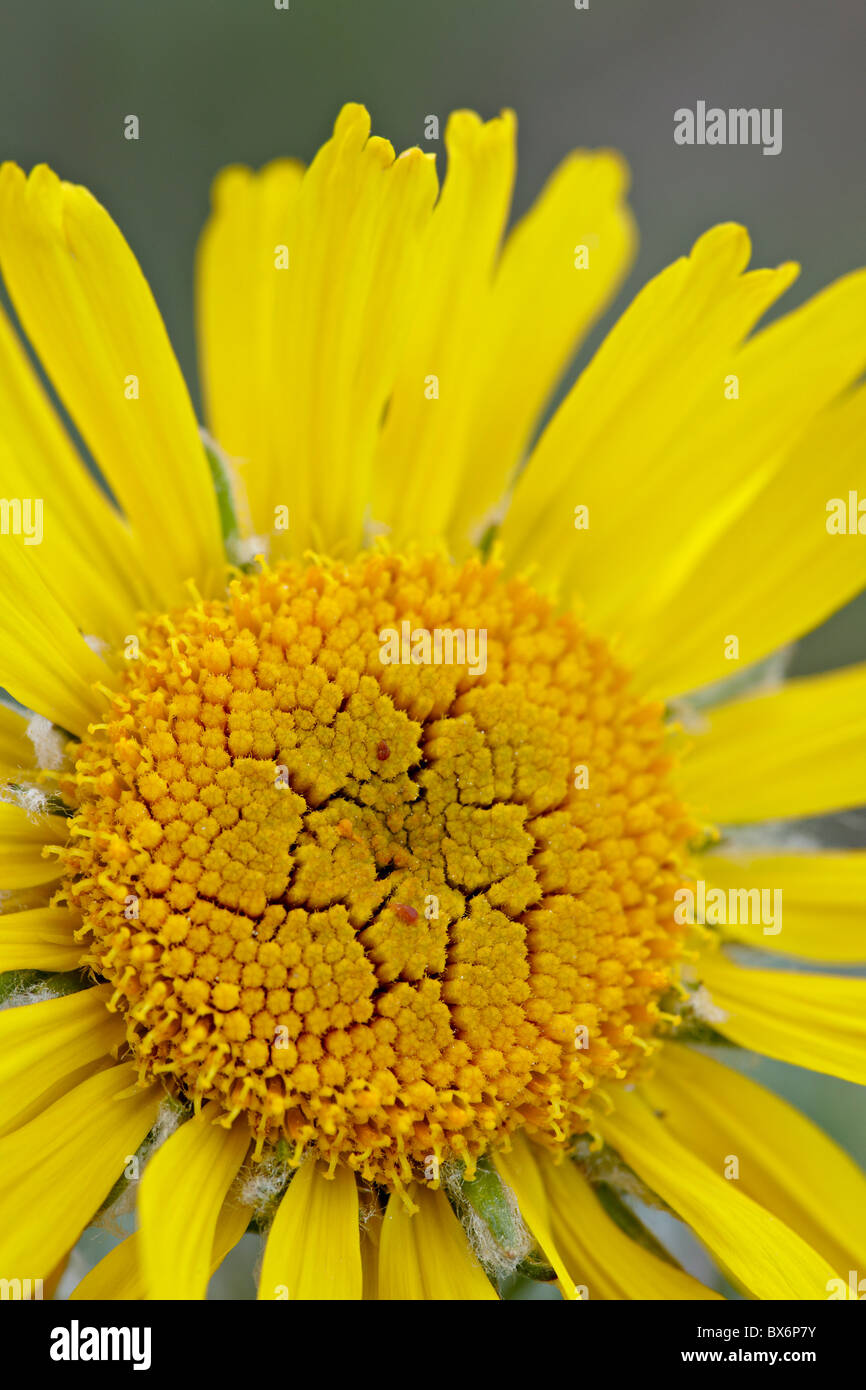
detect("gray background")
(1, 0), (863, 1299)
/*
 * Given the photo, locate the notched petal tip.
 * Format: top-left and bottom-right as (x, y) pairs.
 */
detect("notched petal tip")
(365, 133), (397, 169)
(689, 220), (752, 272)
(331, 100), (372, 143)
(0, 158), (25, 191)
(562, 146), (633, 198)
(445, 106), (517, 154)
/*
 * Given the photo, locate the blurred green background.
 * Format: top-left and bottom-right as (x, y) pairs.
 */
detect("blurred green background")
(2, 0), (862, 1299)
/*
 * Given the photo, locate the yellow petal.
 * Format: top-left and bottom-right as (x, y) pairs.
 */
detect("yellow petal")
(493, 1132), (578, 1300)
(72, 1187), (252, 1301)
(500, 224), (798, 613)
(371, 109), (515, 546)
(0, 1062), (161, 1280)
(0, 801), (68, 889)
(599, 1087), (839, 1298)
(196, 158), (304, 541)
(0, 302), (150, 639)
(258, 1157), (362, 1300)
(445, 147), (637, 550)
(138, 1102), (250, 1299)
(198, 106), (438, 554)
(696, 849), (866, 961)
(0, 702), (35, 781)
(0, 984), (123, 1137)
(0, 542), (111, 736)
(535, 1146), (721, 1299)
(635, 387), (866, 697)
(70, 1229), (145, 1301)
(207, 1190), (257, 1283)
(645, 1044), (866, 1274)
(0, 162), (223, 606)
(697, 949), (866, 1084)
(679, 663), (866, 824)
(0, 904), (82, 972)
(44, 1254), (70, 1300)
(378, 1183), (497, 1300)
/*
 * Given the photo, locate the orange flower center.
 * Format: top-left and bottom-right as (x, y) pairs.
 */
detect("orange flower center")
(60, 552), (693, 1189)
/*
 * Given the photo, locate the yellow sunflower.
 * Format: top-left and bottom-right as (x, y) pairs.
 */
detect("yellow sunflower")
(0, 102), (864, 1303)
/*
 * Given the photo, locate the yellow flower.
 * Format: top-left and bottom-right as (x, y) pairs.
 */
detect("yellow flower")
(0, 102), (864, 1302)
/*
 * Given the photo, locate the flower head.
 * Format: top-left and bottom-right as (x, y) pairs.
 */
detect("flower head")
(0, 104), (864, 1302)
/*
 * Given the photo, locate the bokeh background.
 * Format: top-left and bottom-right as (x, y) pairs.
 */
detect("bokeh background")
(1, 0), (863, 1298)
